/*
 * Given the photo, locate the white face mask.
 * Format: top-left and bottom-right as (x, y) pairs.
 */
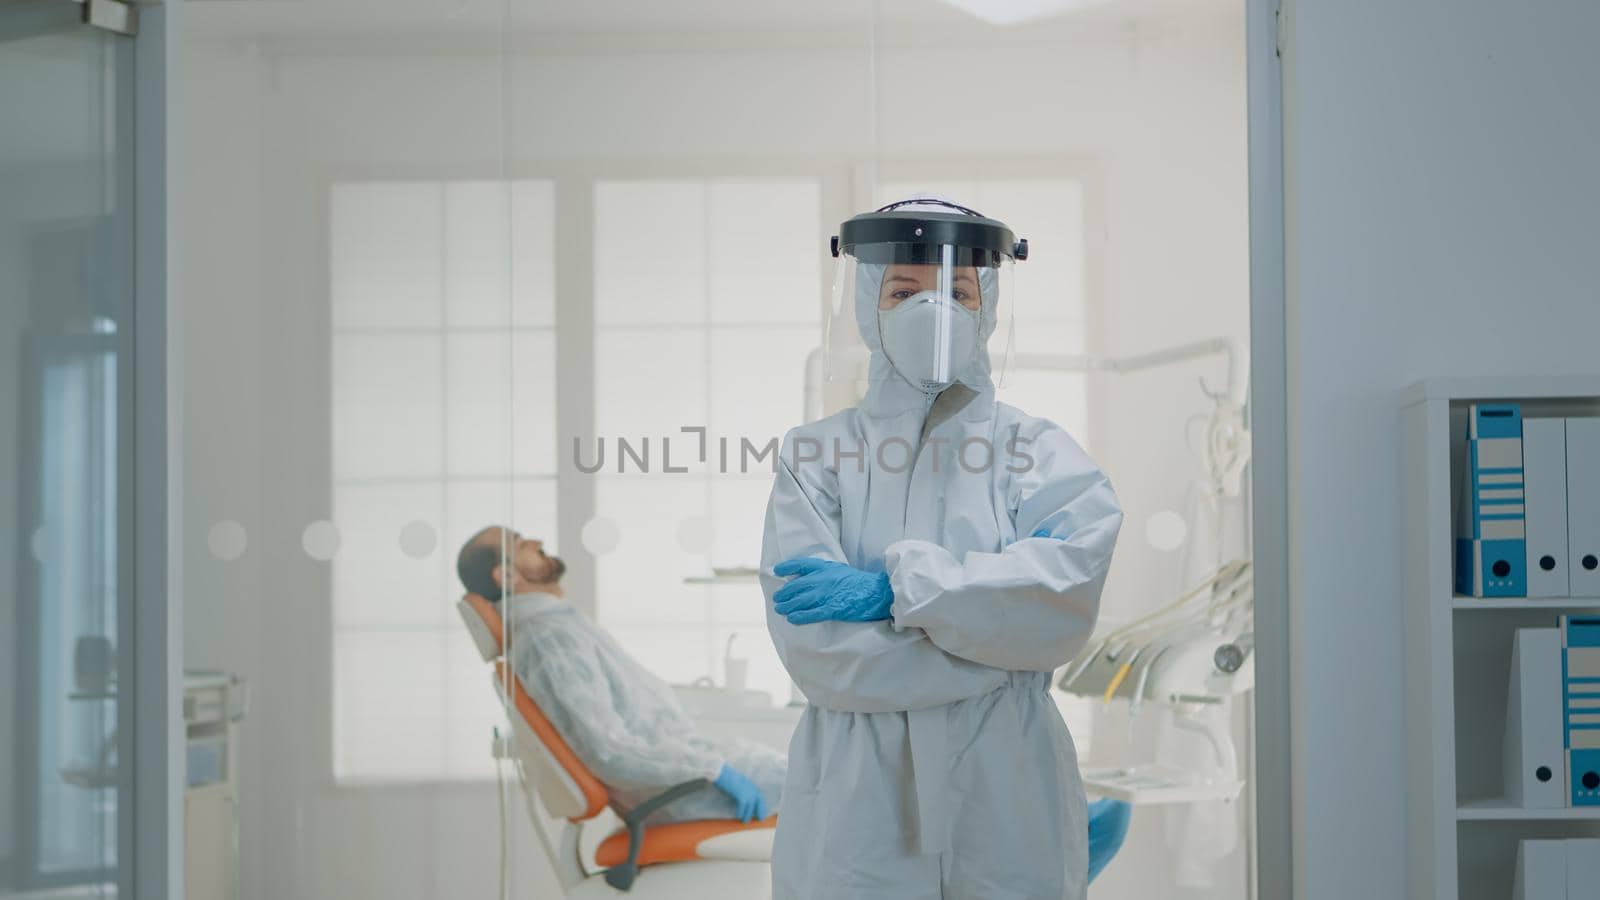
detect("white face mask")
(878, 290), (981, 393)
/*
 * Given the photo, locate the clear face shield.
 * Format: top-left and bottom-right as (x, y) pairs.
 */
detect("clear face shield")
(825, 199), (1024, 395)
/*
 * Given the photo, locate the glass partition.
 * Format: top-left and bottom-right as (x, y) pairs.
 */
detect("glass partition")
(177, 1), (1251, 898)
(2, 1), (135, 894)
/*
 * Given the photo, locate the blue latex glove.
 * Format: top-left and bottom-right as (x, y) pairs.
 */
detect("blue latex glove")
(1087, 798), (1132, 883)
(713, 764), (769, 823)
(772, 557), (893, 625)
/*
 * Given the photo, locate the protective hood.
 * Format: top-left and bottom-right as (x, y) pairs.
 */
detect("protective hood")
(853, 261), (1000, 412)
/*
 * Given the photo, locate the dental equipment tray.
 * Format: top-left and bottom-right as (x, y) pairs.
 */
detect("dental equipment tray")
(1082, 765), (1244, 806)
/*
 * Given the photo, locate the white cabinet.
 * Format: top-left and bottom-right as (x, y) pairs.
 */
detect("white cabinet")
(1403, 377), (1600, 900)
(184, 672), (245, 900)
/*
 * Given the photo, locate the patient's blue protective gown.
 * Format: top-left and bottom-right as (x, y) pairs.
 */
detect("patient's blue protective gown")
(761, 264), (1123, 900)
(505, 593), (784, 823)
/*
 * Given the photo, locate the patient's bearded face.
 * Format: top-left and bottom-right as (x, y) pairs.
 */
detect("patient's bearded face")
(512, 534), (565, 585)
(482, 527), (566, 590)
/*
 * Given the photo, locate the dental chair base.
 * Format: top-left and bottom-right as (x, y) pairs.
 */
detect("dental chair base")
(565, 861), (771, 900)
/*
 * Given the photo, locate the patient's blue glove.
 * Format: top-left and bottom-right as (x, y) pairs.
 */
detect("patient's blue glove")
(771, 557), (893, 625)
(1087, 798), (1132, 883)
(713, 764), (769, 823)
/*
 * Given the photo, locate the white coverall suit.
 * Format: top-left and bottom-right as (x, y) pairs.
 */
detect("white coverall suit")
(762, 264), (1123, 900)
(504, 592), (785, 823)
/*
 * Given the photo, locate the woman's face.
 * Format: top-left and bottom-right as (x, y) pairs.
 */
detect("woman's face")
(877, 263), (983, 312)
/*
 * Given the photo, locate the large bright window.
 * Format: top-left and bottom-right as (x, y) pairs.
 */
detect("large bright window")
(589, 178), (821, 705)
(329, 180), (557, 781)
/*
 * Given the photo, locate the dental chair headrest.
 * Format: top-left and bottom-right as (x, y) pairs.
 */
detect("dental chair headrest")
(459, 594), (504, 661)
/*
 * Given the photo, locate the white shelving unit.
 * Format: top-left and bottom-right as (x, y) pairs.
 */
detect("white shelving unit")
(1404, 376), (1600, 900)
(1455, 799), (1600, 822)
(1451, 598), (1600, 611)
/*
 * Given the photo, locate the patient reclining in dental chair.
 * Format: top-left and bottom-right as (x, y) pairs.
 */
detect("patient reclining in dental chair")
(458, 524), (1132, 879)
(457, 525), (784, 826)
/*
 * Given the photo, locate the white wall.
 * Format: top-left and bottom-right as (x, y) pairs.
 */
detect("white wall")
(1280, 0), (1600, 896)
(180, 6), (1247, 898)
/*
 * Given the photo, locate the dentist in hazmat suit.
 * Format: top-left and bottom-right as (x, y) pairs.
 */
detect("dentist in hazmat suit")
(761, 199), (1123, 900)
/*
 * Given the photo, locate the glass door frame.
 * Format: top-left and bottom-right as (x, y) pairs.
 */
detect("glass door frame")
(126, 2), (181, 899)
(0, 0), (173, 894)
(1246, 0), (1291, 897)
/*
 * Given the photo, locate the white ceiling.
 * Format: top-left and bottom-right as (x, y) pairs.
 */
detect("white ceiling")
(185, 0), (1238, 48)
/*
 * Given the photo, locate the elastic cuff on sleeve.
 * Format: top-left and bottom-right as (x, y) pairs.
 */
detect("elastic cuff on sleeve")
(884, 538), (946, 627)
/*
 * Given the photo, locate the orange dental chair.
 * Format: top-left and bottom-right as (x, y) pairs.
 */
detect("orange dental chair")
(458, 594), (777, 898)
